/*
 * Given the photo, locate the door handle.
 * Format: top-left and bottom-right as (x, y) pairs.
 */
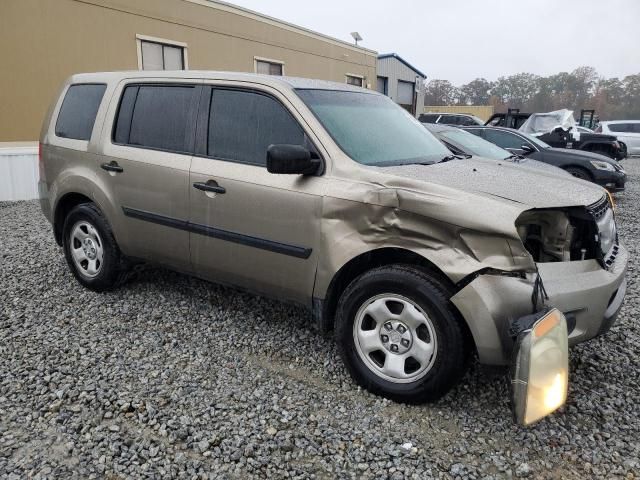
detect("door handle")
(101, 161), (123, 173)
(193, 181), (226, 194)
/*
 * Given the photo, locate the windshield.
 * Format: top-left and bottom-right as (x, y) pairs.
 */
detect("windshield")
(438, 128), (512, 160)
(296, 89), (450, 166)
(520, 131), (551, 149)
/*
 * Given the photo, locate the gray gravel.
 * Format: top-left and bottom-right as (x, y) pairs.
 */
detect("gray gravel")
(1, 163), (639, 479)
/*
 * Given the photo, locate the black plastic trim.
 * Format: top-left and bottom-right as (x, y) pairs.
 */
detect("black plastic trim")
(122, 206), (312, 259)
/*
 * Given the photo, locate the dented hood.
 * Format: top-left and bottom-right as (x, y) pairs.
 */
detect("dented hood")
(380, 157), (604, 208)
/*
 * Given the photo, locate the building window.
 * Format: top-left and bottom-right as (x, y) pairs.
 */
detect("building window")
(254, 57), (284, 76)
(136, 35), (188, 70)
(346, 75), (364, 87)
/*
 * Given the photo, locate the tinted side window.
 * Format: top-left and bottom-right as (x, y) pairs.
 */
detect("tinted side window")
(55, 84), (106, 140)
(114, 85), (195, 153)
(418, 114), (439, 123)
(208, 89), (305, 166)
(607, 123), (629, 133)
(484, 130), (528, 149)
(439, 115), (458, 125)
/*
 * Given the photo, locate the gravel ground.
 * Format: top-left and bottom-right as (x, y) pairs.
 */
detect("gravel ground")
(1, 164), (639, 480)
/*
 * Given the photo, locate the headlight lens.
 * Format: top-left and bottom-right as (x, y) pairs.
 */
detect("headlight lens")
(590, 160), (615, 171)
(597, 207), (616, 255)
(511, 308), (569, 426)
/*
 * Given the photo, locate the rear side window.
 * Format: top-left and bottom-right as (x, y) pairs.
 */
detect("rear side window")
(114, 84), (195, 153)
(439, 115), (459, 125)
(607, 123), (630, 133)
(207, 89), (305, 166)
(484, 129), (528, 149)
(55, 84), (106, 140)
(418, 114), (439, 123)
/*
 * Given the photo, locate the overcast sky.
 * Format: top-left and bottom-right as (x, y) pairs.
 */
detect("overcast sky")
(229, 0), (640, 85)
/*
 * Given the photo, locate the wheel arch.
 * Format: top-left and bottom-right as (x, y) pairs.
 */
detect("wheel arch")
(53, 192), (95, 245)
(316, 247), (460, 330)
(563, 164), (594, 180)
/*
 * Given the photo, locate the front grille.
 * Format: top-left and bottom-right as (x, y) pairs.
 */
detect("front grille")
(587, 195), (609, 220)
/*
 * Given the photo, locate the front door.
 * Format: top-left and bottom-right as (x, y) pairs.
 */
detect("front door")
(189, 86), (322, 305)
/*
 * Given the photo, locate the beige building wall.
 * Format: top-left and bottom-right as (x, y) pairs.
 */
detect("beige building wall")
(0, 0), (377, 142)
(423, 105), (495, 122)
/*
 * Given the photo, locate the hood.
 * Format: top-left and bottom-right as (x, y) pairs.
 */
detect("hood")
(379, 157), (604, 208)
(548, 147), (619, 165)
(514, 158), (573, 177)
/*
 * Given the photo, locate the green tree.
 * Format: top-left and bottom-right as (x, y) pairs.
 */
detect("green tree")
(423, 80), (460, 106)
(459, 78), (493, 105)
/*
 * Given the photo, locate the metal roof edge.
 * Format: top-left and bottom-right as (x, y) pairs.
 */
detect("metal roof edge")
(377, 53), (427, 78)
(185, 0), (378, 56)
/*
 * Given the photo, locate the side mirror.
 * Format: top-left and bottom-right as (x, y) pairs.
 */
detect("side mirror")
(266, 144), (321, 175)
(521, 144), (535, 154)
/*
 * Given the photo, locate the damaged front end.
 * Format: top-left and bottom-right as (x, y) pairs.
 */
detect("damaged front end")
(451, 194), (627, 366)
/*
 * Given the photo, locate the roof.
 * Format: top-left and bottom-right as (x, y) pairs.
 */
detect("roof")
(377, 53), (426, 78)
(187, 0), (377, 56)
(67, 71), (378, 93)
(599, 120), (640, 124)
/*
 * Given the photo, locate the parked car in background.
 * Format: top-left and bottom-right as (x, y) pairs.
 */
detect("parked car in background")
(464, 126), (626, 191)
(419, 112), (484, 126)
(487, 110), (627, 160)
(597, 121), (640, 156)
(423, 123), (570, 177)
(39, 71), (629, 424)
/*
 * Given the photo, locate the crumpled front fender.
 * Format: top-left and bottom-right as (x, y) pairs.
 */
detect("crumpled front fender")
(313, 185), (535, 299)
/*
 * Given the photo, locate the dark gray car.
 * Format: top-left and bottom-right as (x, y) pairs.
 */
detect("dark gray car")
(423, 123), (571, 177)
(464, 126), (626, 191)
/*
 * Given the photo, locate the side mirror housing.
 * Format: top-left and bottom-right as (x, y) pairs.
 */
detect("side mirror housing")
(521, 144), (535, 154)
(267, 144), (320, 175)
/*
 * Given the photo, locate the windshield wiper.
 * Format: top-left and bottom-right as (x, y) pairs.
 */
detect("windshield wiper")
(439, 154), (471, 163)
(504, 154), (525, 162)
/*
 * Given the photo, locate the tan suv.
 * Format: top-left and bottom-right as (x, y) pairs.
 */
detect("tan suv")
(39, 71), (627, 422)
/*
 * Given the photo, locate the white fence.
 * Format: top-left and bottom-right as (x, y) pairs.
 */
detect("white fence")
(0, 143), (39, 201)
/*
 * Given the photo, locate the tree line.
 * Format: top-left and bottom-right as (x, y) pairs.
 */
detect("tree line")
(424, 66), (640, 120)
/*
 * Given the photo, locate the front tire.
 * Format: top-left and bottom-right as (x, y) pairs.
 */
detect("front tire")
(335, 265), (468, 403)
(565, 166), (592, 181)
(62, 203), (128, 292)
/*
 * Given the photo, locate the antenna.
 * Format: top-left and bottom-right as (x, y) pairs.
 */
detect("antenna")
(350, 32), (363, 46)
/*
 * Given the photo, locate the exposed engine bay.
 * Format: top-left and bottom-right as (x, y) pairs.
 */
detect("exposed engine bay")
(516, 207), (602, 263)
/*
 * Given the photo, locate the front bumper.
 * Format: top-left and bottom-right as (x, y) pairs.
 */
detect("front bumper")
(451, 243), (628, 365)
(593, 169), (626, 192)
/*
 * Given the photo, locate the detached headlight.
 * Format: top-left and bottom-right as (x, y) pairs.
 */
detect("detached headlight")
(510, 308), (569, 426)
(590, 160), (615, 171)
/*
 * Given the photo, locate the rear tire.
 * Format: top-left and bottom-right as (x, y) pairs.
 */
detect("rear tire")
(62, 203), (128, 292)
(565, 166), (592, 181)
(335, 265), (468, 404)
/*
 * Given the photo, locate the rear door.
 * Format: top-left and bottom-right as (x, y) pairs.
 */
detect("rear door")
(188, 84), (323, 305)
(97, 80), (200, 271)
(608, 123), (640, 154)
